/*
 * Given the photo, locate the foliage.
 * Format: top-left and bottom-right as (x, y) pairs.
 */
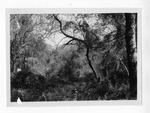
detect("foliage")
(10, 13), (137, 102)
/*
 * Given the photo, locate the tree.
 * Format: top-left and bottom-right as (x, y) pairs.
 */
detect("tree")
(10, 14), (56, 74)
(53, 14), (100, 82)
(10, 14), (33, 73)
(99, 13), (137, 98)
(125, 13), (137, 98)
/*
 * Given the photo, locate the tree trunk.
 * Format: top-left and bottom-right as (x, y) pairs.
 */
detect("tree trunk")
(86, 46), (99, 83)
(125, 13), (137, 98)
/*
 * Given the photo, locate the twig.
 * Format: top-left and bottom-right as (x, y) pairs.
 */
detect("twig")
(115, 54), (129, 76)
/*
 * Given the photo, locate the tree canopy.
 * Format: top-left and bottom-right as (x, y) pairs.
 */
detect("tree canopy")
(10, 13), (137, 101)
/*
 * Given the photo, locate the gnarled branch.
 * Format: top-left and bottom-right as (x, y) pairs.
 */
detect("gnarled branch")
(53, 14), (99, 82)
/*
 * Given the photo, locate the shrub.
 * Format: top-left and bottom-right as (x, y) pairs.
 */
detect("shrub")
(11, 71), (46, 90)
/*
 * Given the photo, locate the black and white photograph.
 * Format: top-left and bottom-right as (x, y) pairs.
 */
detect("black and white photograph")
(7, 9), (141, 105)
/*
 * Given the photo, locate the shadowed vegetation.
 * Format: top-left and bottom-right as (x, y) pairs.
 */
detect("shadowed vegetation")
(10, 13), (137, 102)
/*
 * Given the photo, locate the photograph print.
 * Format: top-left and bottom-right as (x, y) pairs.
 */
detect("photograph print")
(9, 10), (139, 103)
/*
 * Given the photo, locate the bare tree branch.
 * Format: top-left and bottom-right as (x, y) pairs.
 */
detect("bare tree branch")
(53, 14), (86, 45)
(114, 54), (129, 76)
(64, 39), (74, 45)
(55, 37), (67, 50)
